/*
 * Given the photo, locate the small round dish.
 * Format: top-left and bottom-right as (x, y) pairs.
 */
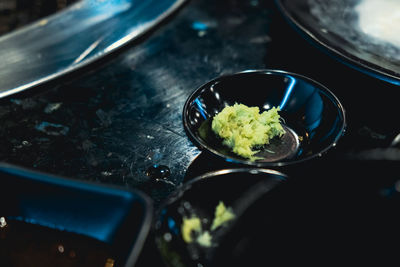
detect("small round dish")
(153, 168), (287, 267)
(183, 69), (346, 166)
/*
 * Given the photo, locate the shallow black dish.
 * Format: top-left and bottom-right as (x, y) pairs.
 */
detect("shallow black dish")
(0, 162), (153, 267)
(0, 0), (186, 98)
(183, 69), (346, 167)
(275, 0), (400, 85)
(153, 168), (287, 267)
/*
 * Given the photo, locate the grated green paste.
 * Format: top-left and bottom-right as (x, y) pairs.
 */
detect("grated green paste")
(181, 201), (235, 247)
(211, 103), (285, 161)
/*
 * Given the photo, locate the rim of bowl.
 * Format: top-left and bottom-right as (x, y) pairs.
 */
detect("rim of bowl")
(182, 69), (347, 167)
(154, 168), (288, 267)
(157, 168), (288, 211)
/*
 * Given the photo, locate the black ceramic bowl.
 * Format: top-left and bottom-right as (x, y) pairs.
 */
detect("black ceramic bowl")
(0, 162), (153, 267)
(153, 168), (287, 267)
(183, 69), (346, 166)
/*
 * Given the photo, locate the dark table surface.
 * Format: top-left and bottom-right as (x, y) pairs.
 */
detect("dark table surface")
(2, 0), (400, 265)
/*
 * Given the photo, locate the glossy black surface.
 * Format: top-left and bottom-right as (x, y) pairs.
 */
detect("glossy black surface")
(183, 70), (346, 166)
(0, 0), (185, 97)
(0, 0), (78, 37)
(211, 164), (400, 265)
(275, 0), (400, 85)
(1, 0), (400, 266)
(153, 168), (287, 267)
(0, 162), (153, 267)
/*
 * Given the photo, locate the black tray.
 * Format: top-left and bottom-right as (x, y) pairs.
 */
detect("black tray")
(0, 162), (153, 267)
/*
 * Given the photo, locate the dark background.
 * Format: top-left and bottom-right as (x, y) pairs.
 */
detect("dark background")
(1, 0), (400, 265)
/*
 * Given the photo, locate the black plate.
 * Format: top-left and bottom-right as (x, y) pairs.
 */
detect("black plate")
(275, 0), (400, 85)
(0, 0), (186, 98)
(183, 69), (346, 167)
(0, 162), (153, 267)
(153, 168), (287, 267)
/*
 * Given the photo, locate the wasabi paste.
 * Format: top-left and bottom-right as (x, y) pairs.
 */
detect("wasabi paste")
(181, 216), (202, 243)
(210, 201), (235, 231)
(181, 201), (235, 247)
(196, 231), (212, 247)
(211, 103), (285, 160)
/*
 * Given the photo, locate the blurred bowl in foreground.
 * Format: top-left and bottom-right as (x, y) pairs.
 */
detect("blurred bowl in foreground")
(154, 168), (287, 267)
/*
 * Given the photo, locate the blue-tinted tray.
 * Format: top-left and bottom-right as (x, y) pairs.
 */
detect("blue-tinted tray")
(0, 162), (153, 267)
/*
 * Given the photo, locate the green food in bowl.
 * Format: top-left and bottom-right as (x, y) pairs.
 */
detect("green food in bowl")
(181, 201), (235, 248)
(211, 103), (285, 161)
